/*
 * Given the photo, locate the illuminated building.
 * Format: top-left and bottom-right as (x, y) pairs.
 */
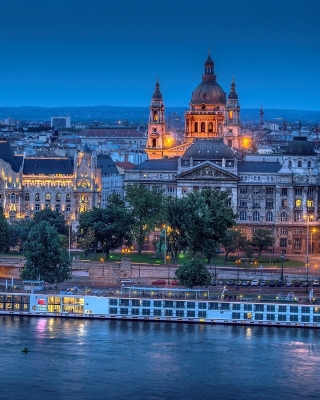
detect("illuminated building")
(0, 140), (101, 223)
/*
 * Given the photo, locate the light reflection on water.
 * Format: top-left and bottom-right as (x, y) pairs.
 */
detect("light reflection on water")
(1, 317), (320, 399)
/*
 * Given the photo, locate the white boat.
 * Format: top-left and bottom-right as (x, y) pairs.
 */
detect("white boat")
(0, 286), (319, 328)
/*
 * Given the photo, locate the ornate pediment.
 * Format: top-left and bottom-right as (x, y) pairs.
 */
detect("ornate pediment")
(177, 162), (239, 181)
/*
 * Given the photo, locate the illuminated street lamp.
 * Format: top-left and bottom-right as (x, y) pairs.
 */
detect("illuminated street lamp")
(235, 259), (241, 289)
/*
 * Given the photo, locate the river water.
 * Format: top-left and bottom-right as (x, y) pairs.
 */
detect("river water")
(1, 316), (320, 400)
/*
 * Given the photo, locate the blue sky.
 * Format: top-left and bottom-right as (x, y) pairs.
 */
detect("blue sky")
(0, 0), (319, 110)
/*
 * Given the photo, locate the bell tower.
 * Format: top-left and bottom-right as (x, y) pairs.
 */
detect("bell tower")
(224, 78), (241, 148)
(146, 79), (167, 159)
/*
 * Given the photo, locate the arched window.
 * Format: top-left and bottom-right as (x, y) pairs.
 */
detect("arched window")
(66, 204), (71, 212)
(46, 193), (51, 201)
(208, 122), (213, 132)
(201, 104), (205, 110)
(298, 160), (302, 167)
(295, 199), (302, 207)
(66, 193), (71, 202)
(288, 160), (292, 167)
(266, 211), (273, 221)
(253, 211), (260, 221)
(153, 111), (158, 121)
(201, 122), (205, 132)
(228, 139), (232, 147)
(11, 193), (16, 203)
(56, 193), (61, 202)
(25, 193), (30, 202)
(55, 205), (61, 212)
(239, 211), (247, 221)
(308, 160), (312, 168)
(152, 138), (156, 147)
(281, 212), (288, 222)
(194, 122), (198, 132)
(35, 193), (40, 202)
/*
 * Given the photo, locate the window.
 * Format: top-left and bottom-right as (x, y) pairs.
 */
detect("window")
(281, 199), (287, 207)
(232, 313), (241, 319)
(294, 212), (302, 222)
(35, 193), (40, 202)
(187, 311), (195, 318)
(294, 228), (302, 234)
(280, 228), (287, 235)
(295, 188), (302, 195)
(239, 186), (247, 194)
(301, 315), (310, 322)
(239, 211), (247, 221)
(267, 314), (275, 321)
(308, 188), (314, 196)
(308, 160), (312, 168)
(45, 193), (51, 201)
(288, 161), (292, 167)
(131, 309), (139, 316)
(298, 160), (302, 167)
(266, 211), (273, 221)
(282, 188), (287, 195)
(280, 238), (287, 247)
(194, 122), (198, 132)
(25, 193), (30, 202)
(10, 194), (16, 203)
(35, 204), (40, 212)
(253, 211), (260, 221)
(307, 199), (314, 208)
(201, 122), (205, 132)
(266, 187), (274, 194)
(239, 200), (247, 207)
(253, 187), (261, 194)
(278, 306), (287, 313)
(253, 201), (260, 207)
(266, 199), (273, 207)
(198, 311), (206, 318)
(142, 309), (150, 316)
(208, 122), (213, 132)
(56, 193), (61, 202)
(278, 314), (287, 321)
(66, 193), (71, 202)
(154, 309), (162, 316)
(66, 205), (71, 212)
(167, 186), (175, 193)
(294, 239), (301, 250)
(295, 199), (302, 207)
(281, 212), (288, 222)
(165, 310), (173, 317)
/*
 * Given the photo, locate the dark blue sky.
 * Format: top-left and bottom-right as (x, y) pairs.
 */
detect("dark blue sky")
(1, 0), (319, 110)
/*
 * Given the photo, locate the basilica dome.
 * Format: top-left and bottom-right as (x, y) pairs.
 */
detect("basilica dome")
(190, 55), (226, 105)
(284, 137), (316, 155)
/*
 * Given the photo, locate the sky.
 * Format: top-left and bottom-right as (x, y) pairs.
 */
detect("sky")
(0, 0), (320, 110)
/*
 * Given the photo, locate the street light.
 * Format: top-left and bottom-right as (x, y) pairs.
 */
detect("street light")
(68, 220), (72, 260)
(280, 252), (284, 282)
(164, 226), (167, 265)
(235, 259), (241, 289)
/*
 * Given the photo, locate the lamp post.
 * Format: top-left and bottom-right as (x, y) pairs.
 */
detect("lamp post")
(304, 213), (311, 291)
(68, 220), (71, 260)
(164, 226), (167, 265)
(280, 252), (284, 282)
(236, 259), (240, 289)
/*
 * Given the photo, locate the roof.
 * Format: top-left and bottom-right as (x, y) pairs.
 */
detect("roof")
(23, 158), (74, 175)
(0, 140), (21, 172)
(134, 159), (178, 171)
(80, 129), (145, 138)
(183, 139), (234, 159)
(114, 161), (136, 170)
(97, 155), (118, 174)
(284, 137), (316, 155)
(237, 161), (282, 173)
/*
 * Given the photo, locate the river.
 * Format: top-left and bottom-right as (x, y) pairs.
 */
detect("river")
(1, 316), (320, 399)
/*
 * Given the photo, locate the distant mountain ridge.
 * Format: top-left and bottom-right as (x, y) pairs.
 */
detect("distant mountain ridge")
(0, 106), (319, 126)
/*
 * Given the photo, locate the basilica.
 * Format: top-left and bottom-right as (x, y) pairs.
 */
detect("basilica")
(126, 55), (320, 256)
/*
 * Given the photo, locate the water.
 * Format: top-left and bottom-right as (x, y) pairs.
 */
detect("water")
(1, 316), (320, 400)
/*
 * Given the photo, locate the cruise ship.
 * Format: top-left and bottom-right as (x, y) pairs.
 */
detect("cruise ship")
(1, 285), (320, 329)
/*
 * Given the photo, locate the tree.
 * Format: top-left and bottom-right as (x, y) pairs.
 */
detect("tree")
(21, 221), (71, 284)
(221, 228), (248, 264)
(32, 208), (68, 235)
(251, 228), (274, 256)
(0, 206), (10, 253)
(182, 188), (237, 258)
(125, 184), (165, 255)
(164, 196), (189, 263)
(77, 194), (133, 259)
(175, 258), (211, 288)
(8, 219), (33, 253)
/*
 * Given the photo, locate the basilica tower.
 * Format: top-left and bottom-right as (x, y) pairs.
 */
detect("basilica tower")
(146, 80), (167, 160)
(224, 78), (241, 148)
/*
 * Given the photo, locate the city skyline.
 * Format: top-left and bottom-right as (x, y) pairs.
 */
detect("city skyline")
(0, 0), (319, 110)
